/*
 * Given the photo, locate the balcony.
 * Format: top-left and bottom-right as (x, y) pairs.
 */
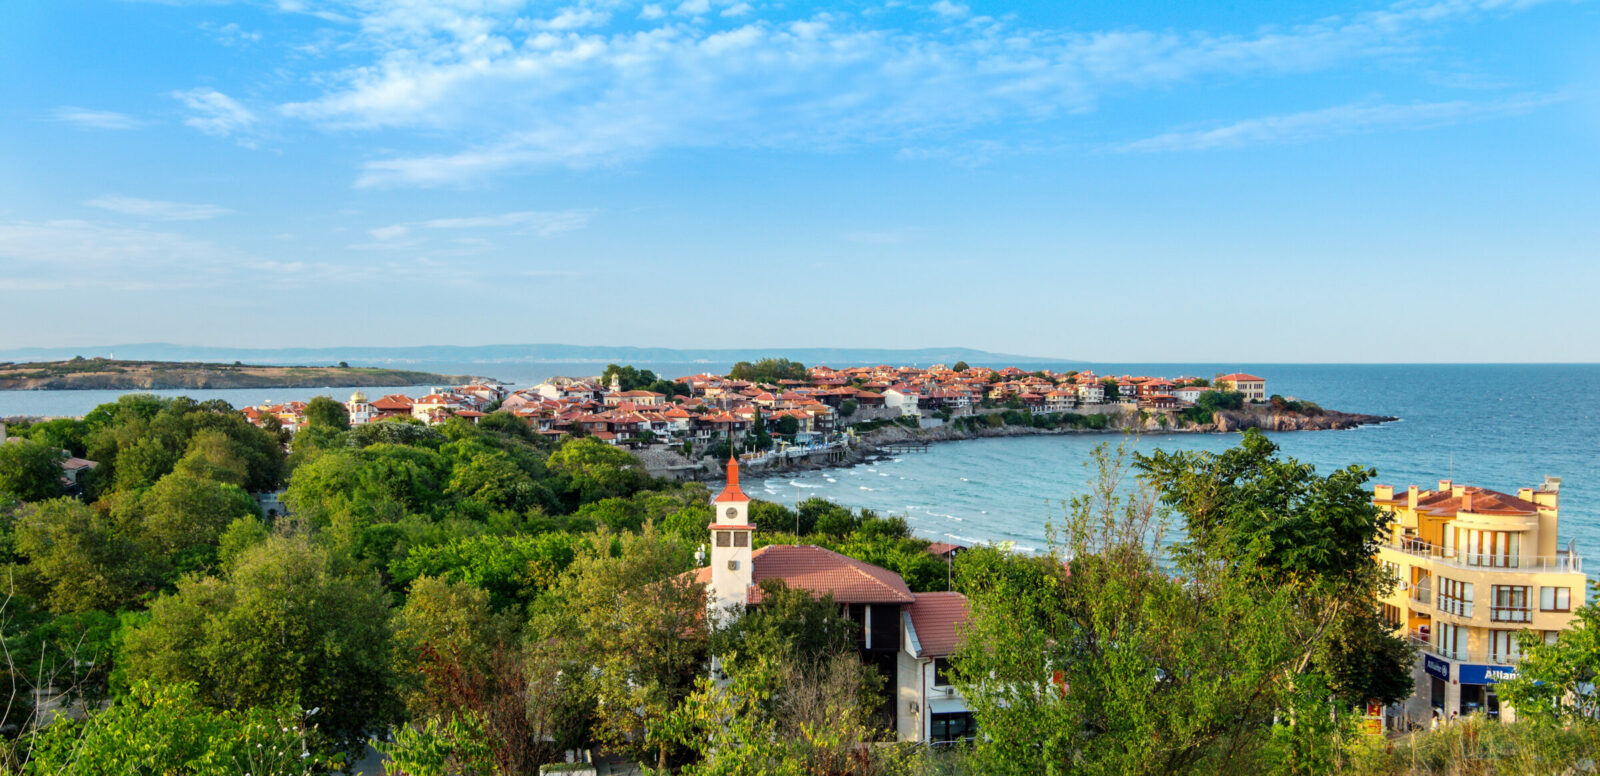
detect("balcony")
(1490, 606), (1533, 623)
(1409, 588), (1432, 606)
(1436, 595), (1474, 619)
(1388, 539), (1584, 574)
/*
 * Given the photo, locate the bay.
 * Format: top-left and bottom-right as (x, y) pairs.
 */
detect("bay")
(4, 362), (1597, 569)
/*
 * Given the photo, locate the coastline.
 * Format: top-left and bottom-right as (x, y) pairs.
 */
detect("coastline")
(652, 405), (1399, 482)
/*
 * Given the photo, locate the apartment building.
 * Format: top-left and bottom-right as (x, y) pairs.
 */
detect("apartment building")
(1373, 477), (1584, 724)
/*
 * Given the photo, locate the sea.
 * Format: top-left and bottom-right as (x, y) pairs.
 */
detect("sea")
(3, 363), (1597, 566)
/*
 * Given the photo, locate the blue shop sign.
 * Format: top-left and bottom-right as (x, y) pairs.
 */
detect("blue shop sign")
(1424, 654), (1450, 680)
(1458, 664), (1517, 685)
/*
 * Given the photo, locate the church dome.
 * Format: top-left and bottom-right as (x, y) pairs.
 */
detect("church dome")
(349, 390), (368, 403)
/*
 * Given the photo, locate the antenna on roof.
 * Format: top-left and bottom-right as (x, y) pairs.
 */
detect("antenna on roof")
(1449, 452), (1454, 482)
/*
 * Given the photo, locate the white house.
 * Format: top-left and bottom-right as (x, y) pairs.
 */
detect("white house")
(883, 388), (922, 418)
(692, 459), (973, 744)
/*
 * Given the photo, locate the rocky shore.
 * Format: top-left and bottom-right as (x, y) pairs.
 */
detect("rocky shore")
(645, 405), (1397, 482)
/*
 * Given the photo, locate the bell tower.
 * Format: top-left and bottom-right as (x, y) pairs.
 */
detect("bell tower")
(708, 456), (754, 616)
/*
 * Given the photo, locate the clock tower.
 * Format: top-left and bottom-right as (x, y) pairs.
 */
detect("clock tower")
(708, 456), (754, 617)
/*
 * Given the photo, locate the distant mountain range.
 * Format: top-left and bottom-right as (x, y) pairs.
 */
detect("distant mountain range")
(0, 343), (1071, 368)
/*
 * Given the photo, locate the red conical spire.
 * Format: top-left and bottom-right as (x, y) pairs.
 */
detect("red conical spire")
(715, 454), (749, 503)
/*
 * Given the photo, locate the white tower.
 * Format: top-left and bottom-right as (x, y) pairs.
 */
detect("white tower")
(346, 390), (373, 426)
(708, 456), (754, 618)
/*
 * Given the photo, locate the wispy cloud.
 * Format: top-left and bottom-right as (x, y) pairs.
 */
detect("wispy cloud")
(267, 0), (1562, 185)
(50, 106), (146, 130)
(85, 195), (233, 221)
(1113, 94), (1563, 152)
(0, 219), (235, 290)
(359, 209), (596, 247)
(171, 88), (257, 139)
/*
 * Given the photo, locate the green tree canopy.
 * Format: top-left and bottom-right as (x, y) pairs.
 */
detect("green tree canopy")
(546, 437), (650, 507)
(0, 437), (64, 502)
(120, 534), (400, 751)
(304, 396), (350, 430)
(728, 358), (807, 384)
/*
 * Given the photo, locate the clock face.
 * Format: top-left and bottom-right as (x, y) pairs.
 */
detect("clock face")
(725, 507), (738, 519)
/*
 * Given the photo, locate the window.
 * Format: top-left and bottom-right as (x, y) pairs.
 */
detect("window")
(934, 658), (957, 687)
(1437, 623), (1467, 660)
(1492, 586), (1530, 622)
(930, 712), (976, 744)
(1542, 631), (1560, 646)
(733, 531), (748, 548)
(1540, 587), (1571, 612)
(1457, 528), (1520, 568)
(715, 531), (730, 547)
(1489, 630), (1522, 664)
(1438, 578), (1474, 617)
(1382, 604), (1402, 629)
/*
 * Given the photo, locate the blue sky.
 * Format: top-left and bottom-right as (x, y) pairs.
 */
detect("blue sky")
(2, 0), (1598, 361)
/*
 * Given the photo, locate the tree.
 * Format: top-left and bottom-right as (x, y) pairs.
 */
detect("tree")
(546, 437), (649, 507)
(773, 415), (800, 437)
(0, 438), (64, 502)
(539, 525), (705, 770)
(22, 681), (333, 775)
(952, 361), (970, 372)
(173, 429), (251, 487)
(664, 651), (889, 776)
(136, 471), (261, 573)
(728, 358), (807, 384)
(750, 411), (773, 451)
(953, 442), (1312, 775)
(1498, 584), (1600, 725)
(13, 498), (154, 613)
(839, 399), (858, 418)
(601, 364), (659, 392)
(120, 535), (400, 752)
(304, 396), (350, 431)
(713, 579), (855, 663)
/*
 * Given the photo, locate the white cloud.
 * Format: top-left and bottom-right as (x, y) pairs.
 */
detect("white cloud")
(929, 1), (967, 19)
(534, 7), (611, 30)
(201, 21), (262, 46)
(0, 219), (234, 290)
(361, 209), (596, 245)
(171, 88), (257, 137)
(50, 107), (145, 130)
(369, 224), (411, 240)
(1113, 94), (1562, 152)
(271, 0), (1562, 185)
(722, 3), (752, 18)
(85, 195), (233, 221)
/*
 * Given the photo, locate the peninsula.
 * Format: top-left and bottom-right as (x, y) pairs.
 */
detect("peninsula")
(0, 358), (485, 391)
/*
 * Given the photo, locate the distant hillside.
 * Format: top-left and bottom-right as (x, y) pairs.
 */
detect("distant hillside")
(0, 359), (484, 391)
(0, 344), (1069, 368)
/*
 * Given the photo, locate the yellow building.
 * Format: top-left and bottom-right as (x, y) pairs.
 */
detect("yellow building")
(1373, 477), (1584, 724)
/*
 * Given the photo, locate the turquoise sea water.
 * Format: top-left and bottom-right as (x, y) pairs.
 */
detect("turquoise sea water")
(5, 363), (1597, 564)
(746, 365), (1600, 563)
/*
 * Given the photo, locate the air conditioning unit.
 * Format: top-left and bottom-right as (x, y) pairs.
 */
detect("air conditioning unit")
(727, 560), (739, 571)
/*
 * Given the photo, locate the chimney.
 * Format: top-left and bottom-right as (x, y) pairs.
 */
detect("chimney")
(1408, 485), (1419, 508)
(1461, 492), (1474, 513)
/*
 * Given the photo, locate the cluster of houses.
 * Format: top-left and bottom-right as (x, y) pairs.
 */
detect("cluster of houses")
(869, 366), (1266, 415)
(234, 366), (1268, 448)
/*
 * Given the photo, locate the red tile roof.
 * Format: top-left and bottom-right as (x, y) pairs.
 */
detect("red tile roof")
(925, 542), (962, 557)
(907, 592), (970, 657)
(698, 545), (917, 605)
(1216, 373), (1265, 383)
